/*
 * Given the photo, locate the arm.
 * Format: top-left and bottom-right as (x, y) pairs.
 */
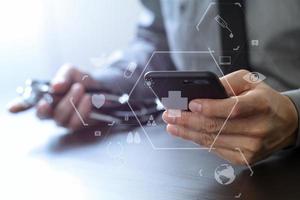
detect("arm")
(94, 0), (175, 98)
(8, 0), (174, 131)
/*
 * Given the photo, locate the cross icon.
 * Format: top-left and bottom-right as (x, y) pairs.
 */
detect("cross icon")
(161, 91), (188, 117)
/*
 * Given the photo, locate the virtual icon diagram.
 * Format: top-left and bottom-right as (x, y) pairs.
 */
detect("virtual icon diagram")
(219, 55), (232, 65)
(91, 93), (105, 109)
(214, 164), (236, 185)
(124, 62), (137, 79)
(94, 130), (102, 137)
(243, 72), (266, 84)
(251, 39), (259, 46)
(126, 131), (141, 144)
(214, 15), (234, 39)
(161, 91), (188, 117)
(106, 141), (126, 170)
(147, 115), (157, 127)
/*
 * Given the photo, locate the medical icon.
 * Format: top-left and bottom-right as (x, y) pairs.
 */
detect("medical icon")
(118, 94), (129, 104)
(124, 62), (137, 79)
(214, 15), (234, 38)
(106, 141), (124, 158)
(127, 132), (133, 143)
(251, 40), (259, 46)
(214, 164), (236, 185)
(94, 130), (102, 137)
(198, 168), (203, 177)
(235, 193), (242, 199)
(219, 56), (232, 65)
(105, 141), (126, 169)
(134, 132), (141, 144)
(126, 132), (141, 144)
(243, 72), (266, 84)
(147, 115), (157, 127)
(124, 114), (129, 121)
(108, 121), (116, 126)
(161, 91), (187, 117)
(233, 45), (240, 51)
(81, 74), (89, 81)
(91, 93), (105, 109)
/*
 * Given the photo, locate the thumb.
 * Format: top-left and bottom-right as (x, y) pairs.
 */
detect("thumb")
(50, 64), (81, 94)
(220, 69), (252, 96)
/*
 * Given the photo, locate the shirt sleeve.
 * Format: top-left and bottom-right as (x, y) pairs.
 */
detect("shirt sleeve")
(93, 0), (175, 100)
(282, 89), (300, 147)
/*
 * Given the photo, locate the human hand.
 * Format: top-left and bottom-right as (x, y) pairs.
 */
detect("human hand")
(162, 70), (298, 165)
(8, 64), (101, 131)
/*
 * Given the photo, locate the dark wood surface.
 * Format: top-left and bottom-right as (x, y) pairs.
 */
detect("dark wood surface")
(1, 110), (300, 200)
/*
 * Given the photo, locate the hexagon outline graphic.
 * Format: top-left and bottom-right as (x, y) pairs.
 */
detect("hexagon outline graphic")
(195, 1), (248, 67)
(196, 2), (243, 31)
(126, 49), (238, 151)
(196, 2), (216, 32)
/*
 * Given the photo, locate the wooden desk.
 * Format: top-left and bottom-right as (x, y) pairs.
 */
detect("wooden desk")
(1, 111), (300, 200)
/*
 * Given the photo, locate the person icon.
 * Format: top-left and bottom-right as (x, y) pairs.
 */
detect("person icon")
(147, 115), (156, 127)
(151, 120), (156, 127)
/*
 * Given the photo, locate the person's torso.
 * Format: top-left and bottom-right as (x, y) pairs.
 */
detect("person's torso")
(159, 0), (300, 91)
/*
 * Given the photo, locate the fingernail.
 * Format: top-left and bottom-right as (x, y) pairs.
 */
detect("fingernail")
(189, 101), (202, 112)
(167, 125), (178, 136)
(51, 77), (65, 85)
(50, 79), (67, 93)
(36, 100), (50, 119)
(162, 111), (175, 123)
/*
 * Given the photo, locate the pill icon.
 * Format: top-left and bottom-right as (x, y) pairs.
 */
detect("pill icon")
(124, 62), (137, 79)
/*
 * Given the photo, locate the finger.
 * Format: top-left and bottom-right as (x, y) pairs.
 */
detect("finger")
(188, 69), (261, 118)
(166, 124), (255, 165)
(68, 94), (91, 131)
(166, 124), (215, 147)
(163, 111), (224, 134)
(163, 110), (270, 137)
(51, 64), (99, 94)
(189, 92), (267, 118)
(164, 110), (259, 135)
(36, 99), (53, 119)
(210, 134), (263, 154)
(219, 69), (252, 96)
(165, 123), (257, 150)
(51, 64), (84, 94)
(7, 98), (32, 113)
(53, 83), (85, 126)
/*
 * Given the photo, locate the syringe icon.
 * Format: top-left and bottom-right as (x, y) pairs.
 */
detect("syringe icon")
(214, 15), (234, 38)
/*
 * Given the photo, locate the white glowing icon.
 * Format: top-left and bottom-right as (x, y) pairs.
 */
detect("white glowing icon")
(243, 72), (266, 84)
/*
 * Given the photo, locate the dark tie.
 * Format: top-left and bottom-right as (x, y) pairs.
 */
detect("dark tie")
(218, 0), (251, 75)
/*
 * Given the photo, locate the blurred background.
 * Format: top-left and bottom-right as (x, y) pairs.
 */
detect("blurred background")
(0, 2), (141, 198)
(0, 0), (140, 109)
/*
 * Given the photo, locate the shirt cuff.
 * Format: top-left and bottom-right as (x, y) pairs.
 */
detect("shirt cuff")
(282, 89), (300, 147)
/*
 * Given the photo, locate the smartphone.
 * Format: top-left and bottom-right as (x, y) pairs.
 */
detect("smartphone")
(144, 71), (228, 110)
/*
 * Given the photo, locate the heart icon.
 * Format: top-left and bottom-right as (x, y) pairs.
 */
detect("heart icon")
(91, 94), (105, 109)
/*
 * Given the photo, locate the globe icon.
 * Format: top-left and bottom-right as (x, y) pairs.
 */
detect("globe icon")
(214, 164), (236, 185)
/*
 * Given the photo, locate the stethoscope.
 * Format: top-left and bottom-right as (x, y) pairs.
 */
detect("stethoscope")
(14, 79), (163, 124)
